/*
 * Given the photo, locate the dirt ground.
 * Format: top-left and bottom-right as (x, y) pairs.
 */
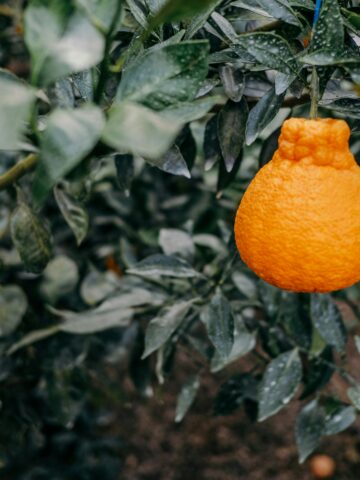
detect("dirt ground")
(116, 350), (360, 480)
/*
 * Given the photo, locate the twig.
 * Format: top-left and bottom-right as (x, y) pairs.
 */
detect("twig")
(309, 67), (319, 119)
(94, 1), (123, 104)
(0, 153), (38, 191)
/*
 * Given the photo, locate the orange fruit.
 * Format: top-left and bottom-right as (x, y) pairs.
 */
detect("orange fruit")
(309, 454), (336, 479)
(234, 118), (360, 293)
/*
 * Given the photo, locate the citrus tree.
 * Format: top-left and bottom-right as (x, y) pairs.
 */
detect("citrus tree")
(1, 0), (360, 477)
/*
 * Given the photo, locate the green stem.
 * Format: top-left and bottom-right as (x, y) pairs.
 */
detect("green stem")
(94, 1), (123, 104)
(0, 154), (38, 191)
(310, 67), (319, 119)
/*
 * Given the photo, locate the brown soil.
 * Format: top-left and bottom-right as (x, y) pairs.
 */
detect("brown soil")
(116, 350), (360, 480)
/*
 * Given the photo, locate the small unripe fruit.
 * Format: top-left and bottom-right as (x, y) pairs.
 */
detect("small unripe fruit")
(310, 454), (336, 479)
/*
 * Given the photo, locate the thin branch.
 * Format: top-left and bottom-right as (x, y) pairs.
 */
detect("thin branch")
(0, 153), (38, 191)
(94, 1), (123, 104)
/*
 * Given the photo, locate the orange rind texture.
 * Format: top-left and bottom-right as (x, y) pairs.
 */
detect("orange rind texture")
(234, 118), (360, 293)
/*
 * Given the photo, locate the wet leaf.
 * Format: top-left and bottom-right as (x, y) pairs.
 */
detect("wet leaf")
(309, 0), (344, 56)
(295, 400), (325, 463)
(128, 254), (200, 278)
(232, 0), (300, 26)
(80, 270), (120, 306)
(323, 405), (356, 436)
(25, 0), (104, 86)
(33, 105), (105, 205)
(102, 101), (182, 160)
(150, 145), (191, 178)
(201, 291), (234, 360)
(161, 96), (223, 123)
(147, 0), (221, 30)
(259, 127), (280, 167)
(142, 299), (196, 358)
(204, 114), (221, 171)
(210, 315), (256, 372)
(210, 11), (238, 43)
(218, 99), (248, 172)
(0, 286), (28, 337)
(7, 325), (61, 355)
(219, 65), (244, 103)
(0, 78), (35, 150)
(114, 154), (134, 193)
(76, 0), (122, 33)
(300, 347), (334, 399)
(258, 349), (302, 421)
(347, 384), (360, 411)
(184, 0), (222, 39)
(232, 272), (257, 299)
(214, 373), (259, 416)
(175, 375), (200, 422)
(159, 228), (195, 260)
(246, 87), (285, 145)
(233, 32), (299, 76)
(310, 294), (347, 353)
(54, 185), (89, 245)
(355, 335), (360, 354)
(117, 41), (209, 110)
(40, 256), (79, 304)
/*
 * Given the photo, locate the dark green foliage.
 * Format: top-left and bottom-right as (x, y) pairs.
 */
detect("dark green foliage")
(0, 0), (360, 474)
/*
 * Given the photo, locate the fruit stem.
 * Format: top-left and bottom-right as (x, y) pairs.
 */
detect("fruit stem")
(309, 67), (319, 119)
(0, 153), (38, 191)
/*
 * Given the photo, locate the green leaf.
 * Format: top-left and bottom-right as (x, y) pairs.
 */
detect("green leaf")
(258, 349), (302, 421)
(76, 0), (122, 33)
(232, 272), (257, 299)
(214, 373), (259, 416)
(295, 400), (325, 463)
(342, 8), (360, 36)
(33, 105), (105, 205)
(201, 291), (235, 360)
(80, 270), (120, 306)
(259, 127), (280, 167)
(219, 66), (244, 103)
(320, 98), (360, 118)
(355, 335), (360, 354)
(142, 299), (196, 358)
(310, 0), (344, 56)
(210, 315), (256, 372)
(149, 145), (191, 178)
(54, 185), (89, 246)
(218, 99), (248, 172)
(184, 0), (222, 39)
(40, 255), (79, 304)
(246, 87), (285, 145)
(175, 375), (200, 422)
(0, 78), (35, 150)
(232, 0), (300, 26)
(116, 41), (209, 110)
(210, 11), (238, 43)
(25, 0), (104, 86)
(348, 385), (360, 410)
(51, 298), (135, 334)
(0, 286), (28, 337)
(102, 102), (182, 160)
(310, 294), (347, 353)
(7, 325), (61, 355)
(233, 32), (299, 76)
(300, 347), (334, 399)
(147, 0), (221, 30)
(159, 228), (195, 260)
(128, 254), (200, 278)
(161, 96), (223, 123)
(323, 405), (356, 436)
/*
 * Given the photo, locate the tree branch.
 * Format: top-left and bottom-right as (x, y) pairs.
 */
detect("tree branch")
(0, 153), (38, 191)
